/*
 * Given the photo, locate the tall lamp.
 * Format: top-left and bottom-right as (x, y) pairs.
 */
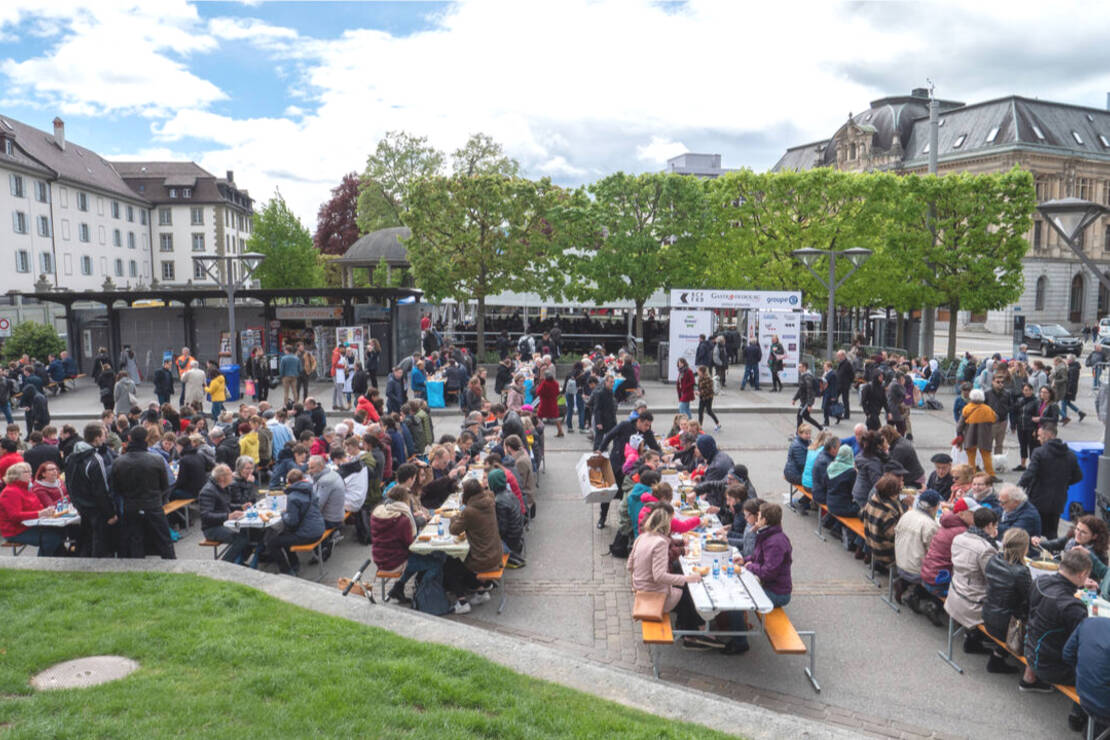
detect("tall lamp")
(791, 247), (873, 362)
(192, 251), (266, 366)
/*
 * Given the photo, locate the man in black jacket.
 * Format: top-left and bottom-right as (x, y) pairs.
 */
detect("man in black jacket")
(494, 356), (514, 397)
(209, 427), (240, 468)
(65, 422), (117, 557)
(596, 411), (659, 528)
(694, 334), (713, 369)
(385, 368), (406, 415)
(984, 375), (1012, 459)
(860, 372), (887, 431)
(172, 439), (208, 501)
(741, 339), (762, 391)
(292, 402), (314, 439)
(836, 350), (855, 419)
(23, 430), (62, 476)
(592, 375), (617, 452)
(1018, 422), (1082, 538)
(152, 359), (175, 405)
(306, 397), (327, 437)
(110, 426), (174, 559)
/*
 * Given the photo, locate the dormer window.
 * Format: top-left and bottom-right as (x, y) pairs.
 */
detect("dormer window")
(182, 188), (191, 198)
(986, 127), (1000, 143)
(1032, 125), (1046, 140)
(922, 142), (929, 154)
(1072, 130), (1084, 145)
(1100, 134), (1110, 149)
(168, 188), (177, 199)
(953, 134), (967, 149)
(1, 137), (12, 155)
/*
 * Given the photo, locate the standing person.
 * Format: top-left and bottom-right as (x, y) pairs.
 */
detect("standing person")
(181, 361), (206, 409)
(332, 352), (349, 410)
(836, 350), (855, 420)
(1018, 422), (1082, 539)
(694, 334), (713, 370)
(65, 422), (117, 558)
(112, 371), (137, 416)
(984, 374), (1012, 463)
(956, 388), (998, 479)
(861, 371), (887, 431)
(297, 343), (317, 402)
(204, 367), (227, 421)
(792, 361), (822, 431)
(110, 427), (174, 559)
(1087, 342), (1106, 390)
(563, 364), (581, 434)
(821, 361), (841, 427)
(20, 383), (49, 439)
(1013, 383), (1039, 471)
(175, 347), (191, 405)
(885, 372), (906, 436)
(549, 322), (562, 359)
(740, 337), (762, 391)
(1062, 354), (1085, 424)
(386, 367), (406, 415)
(768, 335), (786, 392)
(696, 365), (720, 432)
(278, 345), (301, 406)
(713, 335), (729, 389)
(535, 368), (563, 437)
(591, 375), (617, 453)
(365, 338), (381, 389)
(153, 359), (175, 406)
(675, 358), (695, 418)
(118, 345), (141, 384)
(249, 347), (269, 403)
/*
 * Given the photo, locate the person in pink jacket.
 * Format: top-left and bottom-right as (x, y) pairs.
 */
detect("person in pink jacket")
(628, 502), (719, 649)
(637, 483), (700, 534)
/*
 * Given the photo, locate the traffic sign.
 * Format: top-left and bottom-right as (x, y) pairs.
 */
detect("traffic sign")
(0, 317), (10, 337)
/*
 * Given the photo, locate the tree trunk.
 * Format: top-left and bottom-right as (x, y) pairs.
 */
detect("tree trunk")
(476, 294), (487, 359)
(634, 299), (644, 356)
(894, 310), (904, 350)
(947, 302), (959, 360)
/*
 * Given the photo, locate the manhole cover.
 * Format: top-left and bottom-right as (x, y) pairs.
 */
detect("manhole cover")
(30, 656), (139, 690)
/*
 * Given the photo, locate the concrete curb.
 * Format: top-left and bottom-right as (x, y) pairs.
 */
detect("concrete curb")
(1, 558), (851, 740)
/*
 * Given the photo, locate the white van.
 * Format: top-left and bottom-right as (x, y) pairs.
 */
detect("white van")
(1099, 317), (1110, 341)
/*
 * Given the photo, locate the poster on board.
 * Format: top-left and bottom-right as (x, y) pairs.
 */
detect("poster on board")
(667, 310), (714, 381)
(240, 326), (263, 361)
(757, 311), (800, 385)
(336, 326), (366, 363)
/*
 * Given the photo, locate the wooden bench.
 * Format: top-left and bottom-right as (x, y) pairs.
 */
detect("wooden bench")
(198, 539), (228, 560)
(163, 498), (196, 528)
(757, 607), (820, 692)
(473, 553), (509, 614)
(2, 540), (27, 556)
(641, 619), (675, 679)
(977, 625), (1081, 708)
(290, 528), (335, 582)
(375, 569), (404, 601)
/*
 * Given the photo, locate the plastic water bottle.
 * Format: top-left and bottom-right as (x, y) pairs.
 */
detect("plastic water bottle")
(726, 561), (735, 579)
(437, 520), (445, 538)
(271, 495), (277, 511)
(712, 559), (720, 579)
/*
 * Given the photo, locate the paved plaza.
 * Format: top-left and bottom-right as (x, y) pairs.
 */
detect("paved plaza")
(18, 331), (1103, 739)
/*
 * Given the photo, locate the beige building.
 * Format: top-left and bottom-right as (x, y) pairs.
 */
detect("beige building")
(774, 87), (1110, 332)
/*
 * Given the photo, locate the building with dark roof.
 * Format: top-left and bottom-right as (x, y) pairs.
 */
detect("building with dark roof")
(773, 88), (1110, 332)
(112, 161), (254, 287)
(332, 226), (414, 288)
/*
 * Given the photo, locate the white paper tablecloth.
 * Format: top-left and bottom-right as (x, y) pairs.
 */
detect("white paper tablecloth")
(409, 492), (470, 559)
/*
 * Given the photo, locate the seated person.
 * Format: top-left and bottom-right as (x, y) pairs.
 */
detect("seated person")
(1032, 515), (1109, 585)
(261, 469), (325, 575)
(489, 469), (525, 569)
(947, 463), (975, 502)
(945, 507), (1000, 655)
(783, 424), (811, 487)
(626, 469), (661, 539)
(893, 488), (941, 609)
(228, 456), (259, 508)
(637, 482), (700, 535)
(0, 462), (66, 556)
(31, 461), (67, 507)
(269, 443), (308, 488)
(996, 483), (1042, 541)
(1022, 549), (1095, 733)
(446, 478), (503, 604)
(926, 453), (953, 501)
(863, 473), (908, 568)
(810, 437), (840, 510)
(727, 495), (762, 557)
(198, 463), (252, 565)
(628, 502), (708, 649)
(734, 502), (793, 607)
(982, 528), (1032, 674)
(918, 497), (976, 623)
(1063, 615), (1110, 735)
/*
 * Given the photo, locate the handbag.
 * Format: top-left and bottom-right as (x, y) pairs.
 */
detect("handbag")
(1005, 616), (1024, 655)
(829, 401), (845, 418)
(632, 590), (666, 622)
(245, 379), (256, 396)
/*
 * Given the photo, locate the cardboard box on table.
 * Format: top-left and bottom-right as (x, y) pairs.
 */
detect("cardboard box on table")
(578, 452), (617, 503)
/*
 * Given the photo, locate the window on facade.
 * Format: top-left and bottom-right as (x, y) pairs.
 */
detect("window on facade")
(1033, 220), (1043, 249)
(191, 233), (205, 252)
(158, 208), (172, 226)
(141, 210), (148, 226)
(12, 211), (27, 234)
(2, 138), (12, 155)
(168, 188), (177, 199)
(40, 252), (52, 274)
(1035, 178), (1049, 201)
(128, 232), (135, 249)
(953, 134), (967, 148)
(193, 260), (207, 280)
(111, 201), (120, 219)
(126, 205), (134, 222)
(37, 216), (50, 237)
(1104, 225), (1110, 252)
(161, 261), (175, 281)
(129, 260), (137, 278)
(1078, 177), (1092, 200)
(113, 229), (121, 247)
(1070, 274), (1085, 323)
(190, 207), (203, 225)
(34, 181), (47, 203)
(77, 192), (88, 211)
(159, 233), (173, 252)
(114, 258), (123, 277)
(99, 257), (107, 276)
(182, 188), (191, 198)
(79, 223), (90, 242)
(15, 250), (29, 273)
(9, 174), (24, 197)
(1035, 276), (1047, 311)
(80, 255), (92, 275)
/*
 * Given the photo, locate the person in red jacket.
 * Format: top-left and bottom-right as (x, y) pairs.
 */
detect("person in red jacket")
(0, 462), (66, 555)
(0, 437), (23, 480)
(676, 358), (695, 418)
(917, 497), (978, 625)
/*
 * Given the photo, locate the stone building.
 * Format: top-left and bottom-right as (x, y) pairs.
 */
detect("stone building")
(774, 87), (1110, 332)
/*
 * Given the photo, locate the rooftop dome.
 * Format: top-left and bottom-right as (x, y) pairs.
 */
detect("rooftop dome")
(334, 226), (411, 266)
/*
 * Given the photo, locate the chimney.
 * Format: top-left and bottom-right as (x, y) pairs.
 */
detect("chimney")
(52, 117), (65, 151)
(226, 170), (234, 183)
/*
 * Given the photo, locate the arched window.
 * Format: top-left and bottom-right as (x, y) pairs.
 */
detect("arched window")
(849, 143), (857, 160)
(1070, 273), (1085, 323)
(1035, 275), (1047, 311)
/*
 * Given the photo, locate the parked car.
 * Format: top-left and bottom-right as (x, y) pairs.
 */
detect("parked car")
(1098, 316), (1110, 342)
(1024, 323), (1083, 356)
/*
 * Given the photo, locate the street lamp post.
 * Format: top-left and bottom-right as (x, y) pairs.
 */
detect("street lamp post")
(791, 247), (873, 362)
(192, 251), (266, 366)
(1038, 197), (1110, 520)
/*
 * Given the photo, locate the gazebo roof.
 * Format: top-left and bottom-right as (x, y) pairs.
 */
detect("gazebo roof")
(333, 226), (411, 266)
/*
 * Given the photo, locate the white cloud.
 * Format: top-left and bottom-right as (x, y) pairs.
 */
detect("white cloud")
(636, 136), (688, 165)
(538, 155), (587, 177)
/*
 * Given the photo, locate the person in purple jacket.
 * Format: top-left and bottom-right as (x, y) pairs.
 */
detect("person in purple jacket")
(734, 502), (793, 607)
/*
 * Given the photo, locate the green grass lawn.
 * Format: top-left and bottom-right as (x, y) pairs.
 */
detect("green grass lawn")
(0, 571), (733, 739)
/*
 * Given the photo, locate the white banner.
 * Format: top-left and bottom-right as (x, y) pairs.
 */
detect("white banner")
(336, 326), (366, 365)
(670, 289), (802, 310)
(758, 311), (801, 385)
(667, 310), (714, 381)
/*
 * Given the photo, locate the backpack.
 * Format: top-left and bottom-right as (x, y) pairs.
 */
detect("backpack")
(412, 569), (452, 615)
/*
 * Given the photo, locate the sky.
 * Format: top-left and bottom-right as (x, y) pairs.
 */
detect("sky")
(3, 0), (1110, 231)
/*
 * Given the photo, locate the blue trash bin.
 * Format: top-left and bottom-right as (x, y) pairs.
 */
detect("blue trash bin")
(1065, 441), (1102, 520)
(220, 364), (241, 403)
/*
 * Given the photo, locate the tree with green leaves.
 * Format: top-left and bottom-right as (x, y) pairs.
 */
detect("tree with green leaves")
(357, 131), (445, 234)
(404, 174), (561, 356)
(2, 320), (64, 362)
(555, 172), (711, 342)
(894, 169), (1035, 359)
(248, 192), (324, 290)
(451, 133), (519, 177)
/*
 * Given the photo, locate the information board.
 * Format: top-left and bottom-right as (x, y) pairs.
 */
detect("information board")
(757, 311), (801, 385)
(667, 310), (714, 381)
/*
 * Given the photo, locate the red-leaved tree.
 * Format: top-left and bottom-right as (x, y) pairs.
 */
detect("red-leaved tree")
(314, 172), (361, 255)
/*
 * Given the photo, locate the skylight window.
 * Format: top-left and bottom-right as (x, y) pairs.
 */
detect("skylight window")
(953, 134), (967, 148)
(986, 127), (1000, 142)
(938, 119), (945, 127)
(1032, 125), (1046, 140)
(1072, 130), (1084, 145)
(1088, 114), (1095, 122)
(922, 142), (930, 154)
(0, 119), (12, 131)
(1099, 134), (1110, 148)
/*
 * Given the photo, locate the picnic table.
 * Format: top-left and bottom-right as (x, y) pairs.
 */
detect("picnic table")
(410, 491), (470, 559)
(224, 494), (286, 530)
(22, 504), (81, 528)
